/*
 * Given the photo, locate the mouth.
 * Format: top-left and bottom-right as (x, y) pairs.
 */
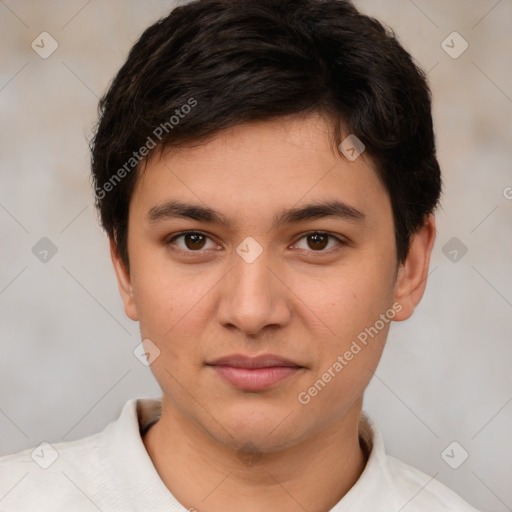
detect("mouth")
(206, 354), (305, 392)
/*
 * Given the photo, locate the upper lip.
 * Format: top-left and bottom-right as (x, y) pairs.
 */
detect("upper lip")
(207, 354), (303, 369)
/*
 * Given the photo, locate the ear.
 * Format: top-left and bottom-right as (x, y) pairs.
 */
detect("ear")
(109, 238), (139, 321)
(393, 215), (436, 321)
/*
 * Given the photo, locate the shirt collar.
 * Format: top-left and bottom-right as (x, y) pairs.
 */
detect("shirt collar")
(100, 397), (180, 511)
(102, 397), (393, 511)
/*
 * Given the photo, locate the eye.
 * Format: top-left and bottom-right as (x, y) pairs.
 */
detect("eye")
(292, 232), (345, 252)
(166, 230), (346, 254)
(167, 231), (220, 252)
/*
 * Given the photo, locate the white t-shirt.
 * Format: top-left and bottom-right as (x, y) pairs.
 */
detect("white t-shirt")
(0, 398), (479, 511)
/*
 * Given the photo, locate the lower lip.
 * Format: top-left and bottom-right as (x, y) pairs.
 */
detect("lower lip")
(210, 365), (301, 391)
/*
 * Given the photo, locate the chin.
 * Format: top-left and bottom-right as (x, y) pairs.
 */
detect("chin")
(206, 404), (308, 454)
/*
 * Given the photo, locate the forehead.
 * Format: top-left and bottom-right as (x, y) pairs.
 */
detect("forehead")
(130, 115), (390, 230)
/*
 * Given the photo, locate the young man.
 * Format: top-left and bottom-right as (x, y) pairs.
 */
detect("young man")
(0, 0), (479, 510)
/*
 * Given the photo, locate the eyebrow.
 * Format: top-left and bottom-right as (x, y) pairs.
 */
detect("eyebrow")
(147, 199), (365, 229)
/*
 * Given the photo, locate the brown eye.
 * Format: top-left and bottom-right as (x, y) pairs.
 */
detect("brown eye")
(293, 232), (344, 253)
(184, 233), (207, 250)
(307, 233), (329, 250)
(168, 231), (219, 252)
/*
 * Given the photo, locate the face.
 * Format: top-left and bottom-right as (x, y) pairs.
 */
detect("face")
(112, 113), (434, 453)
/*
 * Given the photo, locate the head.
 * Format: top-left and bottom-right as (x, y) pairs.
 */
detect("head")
(91, 0), (440, 452)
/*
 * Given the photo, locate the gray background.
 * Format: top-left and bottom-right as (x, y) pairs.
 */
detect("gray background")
(1, 1), (511, 510)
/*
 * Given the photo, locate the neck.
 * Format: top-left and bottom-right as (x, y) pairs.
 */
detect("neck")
(143, 398), (367, 512)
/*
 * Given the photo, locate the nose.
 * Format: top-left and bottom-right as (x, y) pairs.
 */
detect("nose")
(216, 245), (291, 336)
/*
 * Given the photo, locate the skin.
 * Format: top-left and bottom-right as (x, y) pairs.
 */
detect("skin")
(111, 113), (436, 512)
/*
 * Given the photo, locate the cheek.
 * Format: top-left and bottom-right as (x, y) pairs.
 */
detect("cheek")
(294, 252), (396, 408)
(130, 244), (191, 322)
(292, 260), (395, 346)
(130, 259), (215, 361)
(295, 289), (392, 420)
(131, 270), (205, 393)
(131, 270), (174, 338)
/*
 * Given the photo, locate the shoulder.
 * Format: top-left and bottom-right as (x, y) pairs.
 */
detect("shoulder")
(343, 413), (481, 511)
(385, 454), (480, 511)
(0, 398), (147, 511)
(0, 431), (110, 511)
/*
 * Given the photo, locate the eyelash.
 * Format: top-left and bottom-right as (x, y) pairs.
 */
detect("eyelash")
(166, 230), (347, 255)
